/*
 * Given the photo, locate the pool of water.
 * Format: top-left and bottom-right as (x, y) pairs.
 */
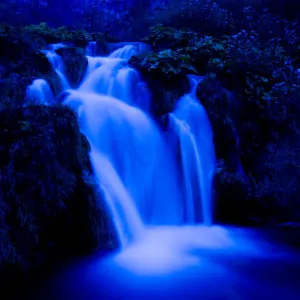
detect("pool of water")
(23, 226), (300, 300)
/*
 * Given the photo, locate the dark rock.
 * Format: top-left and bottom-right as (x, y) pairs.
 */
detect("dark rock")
(213, 163), (250, 225)
(196, 75), (241, 172)
(55, 47), (88, 88)
(0, 32), (40, 62)
(0, 105), (117, 278)
(0, 70), (63, 108)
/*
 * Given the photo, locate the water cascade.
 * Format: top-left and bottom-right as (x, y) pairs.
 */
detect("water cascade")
(25, 79), (54, 106)
(82, 47), (150, 111)
(167, 75), (215, 224)
(35, 42), (215, 248)
(108, 43), (151, 59)
(42, 43), (70, 90)
(86, 41), (97, 56)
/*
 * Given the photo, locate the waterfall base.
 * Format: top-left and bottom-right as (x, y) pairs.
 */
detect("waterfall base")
(24, 226), (300, 300)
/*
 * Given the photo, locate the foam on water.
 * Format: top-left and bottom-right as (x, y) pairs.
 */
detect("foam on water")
(25, 42), (300, 300)
(25, 78), (54, 105)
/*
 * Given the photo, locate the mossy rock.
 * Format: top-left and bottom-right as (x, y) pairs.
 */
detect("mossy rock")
(0, 105), (117, 277)
(129, 49), (195, 115)
(13, 52), (52, 75)
(0, 70), (63, 108)
(0, 31), (41, 63)
(0, 73), (36, 108)
(55, 47), (88, 88)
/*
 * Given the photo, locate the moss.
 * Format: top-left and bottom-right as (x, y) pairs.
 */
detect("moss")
(0, 105), (117, 276)
(55, 47), (88, 88)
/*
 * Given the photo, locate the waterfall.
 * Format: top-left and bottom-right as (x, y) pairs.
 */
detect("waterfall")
(42, 43), (70, 90)
(108, 43), (151, 60)
(168, 76), (216, 225)
(86, 41), (97, 56)
(81, 56), (150, 111)
(35, 42), (216, 248)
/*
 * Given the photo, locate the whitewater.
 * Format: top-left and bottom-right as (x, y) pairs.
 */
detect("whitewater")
(24, 41), (300, 300)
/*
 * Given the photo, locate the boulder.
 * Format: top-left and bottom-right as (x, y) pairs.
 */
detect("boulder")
(0, 105), (117, 278)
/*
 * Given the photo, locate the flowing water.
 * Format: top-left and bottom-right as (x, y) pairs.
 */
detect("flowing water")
(42, 44), (70, 90)
(86, 41), (97, 56)
(25, 78), (54, 105)
(59, 43), (214, 245)
(167, 75), (215, 224)
(24, 42), (300, 300)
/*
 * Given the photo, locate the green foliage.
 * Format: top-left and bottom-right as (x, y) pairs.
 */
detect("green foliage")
(130, 49), (196, 79)
(22, 22), (91, 45)
(143, 24), (199, 50)
(129, 47), (193, 115)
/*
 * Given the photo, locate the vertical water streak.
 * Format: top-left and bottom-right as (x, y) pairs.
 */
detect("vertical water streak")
(43, 46), (70, 90)
(90, 149), (144, 247)
(86, 41), (97, 56)
(169, 76), (216, 225)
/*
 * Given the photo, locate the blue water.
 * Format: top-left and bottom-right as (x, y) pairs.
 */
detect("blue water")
(27, 226), (300, 300)
(23, 43), (300, 300)
(32, 42), (216, 247)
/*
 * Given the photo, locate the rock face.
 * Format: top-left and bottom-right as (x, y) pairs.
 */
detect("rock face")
(55, 47), (88, 88)
(0, 105), (117, 278)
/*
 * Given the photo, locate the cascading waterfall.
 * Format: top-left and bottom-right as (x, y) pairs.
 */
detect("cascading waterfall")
(167, 75), (215, 225)
(42, 43), (70, 89)
(31, 42), (215, 248)
(108, 43), (151, 59)
(82, 47), (150, 111)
